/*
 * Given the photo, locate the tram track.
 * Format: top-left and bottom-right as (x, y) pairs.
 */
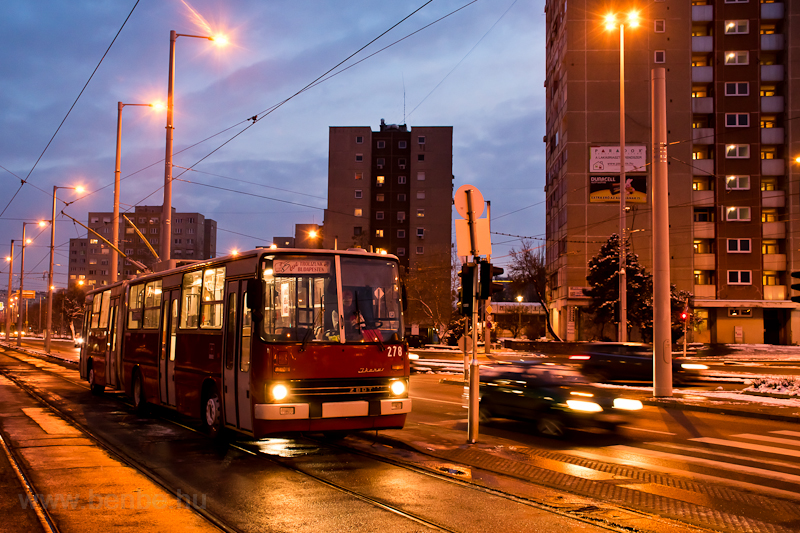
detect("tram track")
(0, 346), (672, 533)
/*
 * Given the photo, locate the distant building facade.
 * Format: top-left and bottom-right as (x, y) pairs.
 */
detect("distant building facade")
(68, 205), (216, 289)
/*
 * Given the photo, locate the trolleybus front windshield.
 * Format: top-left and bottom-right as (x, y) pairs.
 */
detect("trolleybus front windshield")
(261, 255), (402, 343)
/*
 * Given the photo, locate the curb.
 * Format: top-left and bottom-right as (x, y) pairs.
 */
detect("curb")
(0, 342), (78, 365)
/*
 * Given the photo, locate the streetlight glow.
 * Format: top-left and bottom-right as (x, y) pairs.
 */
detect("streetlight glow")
(627, 11), (640, 27)
(38, 220), (46, 227)
(75, 186), (85, 194)
(210, 34), (229, 46)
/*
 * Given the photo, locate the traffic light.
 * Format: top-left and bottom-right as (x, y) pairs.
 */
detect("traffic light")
(478, 261), (504, 300)
(792, 272), (800, 304)
(680, 309), (689, 321)
(458, 263), (475, 316)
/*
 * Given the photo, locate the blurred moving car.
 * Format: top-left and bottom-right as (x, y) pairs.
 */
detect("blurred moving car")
(478, 361), (642, 437)
(569, 342), (708, 384)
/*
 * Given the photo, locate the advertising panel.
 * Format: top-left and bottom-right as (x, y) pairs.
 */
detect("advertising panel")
(589, 175), (647, 203)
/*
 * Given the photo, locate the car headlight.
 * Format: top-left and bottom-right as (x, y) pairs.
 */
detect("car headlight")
(271, 384), (288, 401)
(566, 399), (603, 412)
(390, 380), (406, 396)
(681, 363), (708, 370)
(613, 398), (643, 410)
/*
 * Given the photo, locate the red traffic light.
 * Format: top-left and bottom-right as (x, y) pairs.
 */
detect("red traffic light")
(680, 311), (689, 321)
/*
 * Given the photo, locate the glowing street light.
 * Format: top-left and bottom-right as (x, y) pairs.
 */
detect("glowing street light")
(18, 221), (45, 346)
(162, 30), (228, 263)
(604, 9), (640, 342)
(4, 240), (14, 341)
(516, 295), (523, 337)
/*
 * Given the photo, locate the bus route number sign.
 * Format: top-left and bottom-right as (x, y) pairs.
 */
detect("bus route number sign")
(274, 260), (331, 275)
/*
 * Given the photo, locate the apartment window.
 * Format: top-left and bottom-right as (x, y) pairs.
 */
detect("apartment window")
(760, 86), (777, 97)
(654, 50), (665, 63)
(377, 140), (386, 149)
(174, 250), (182, 256)
(354, 208), (363, 217)
(398, 193), (407, 202)
(762, 239), (779, 254)
(396, 248), (406, 256)
(725, 82), (749, 96)
(174, 238), (182, 244)
(187, 239), (194, 245)
(654, 20), (665, 33)
(725, 175), (750, 190)
(149, 218), (159, 225)
(150, 228), (158, 234)
(377, 158), (385, 167)
(729, 309), (752, 318)
(762, 208), (778, 222)
(126, 228), (134, 234)
(356, 136), (363, 144)
(376, 211), (384, 220)
(417, 191), (426, 200)
(376, 175), (385, 186)
(727, 271), (752, 285)
(724, 20), (749, 34)
(91, 217), (99, 223)
(725, 51), (749, 65)
(398, 158), (406, 168)
(693, 177), (713, 191)
(416, 209), (425, 218)
(694, 208), (715, 222)
(417, 171), (426, 181)
(726, 206), (751, 221)
(89, 239), (98, 244)
(416, 246), (424, 254)
(725, 144), (749, 158)
(761, 147), (778, 160)
(354, 190), (362, 199)
(418, 136), (426, 144)
(694, 239), (714, 254)
(353, 227), (362, 236)
(89, 259), (97, 265)
(124, 249), (133, 255)
(398, 141), (407, 149)
(375, 229), (384, 238)
(416, 228), (425, 238)
(188, 217), (194, 223)
(761, 117), (777, 129)
(150, 238), (159, 245)
(376, 193), (385, 202)
(398, 176), (407, 184)
(725, 113), (749, 127)
(174, 228), (183, 234)
(727, 239), (751, 253)
(397, 229), (406, 238)
(397, 211), (406, 221)
(761, 178), (777, 191)
(724, 0), (748, 3)
(355, 172), (363, 180)
(417, 154), (425, 162)
(355, 154), (363, 162)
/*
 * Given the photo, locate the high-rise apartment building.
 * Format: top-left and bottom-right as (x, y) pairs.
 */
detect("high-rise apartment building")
(544, 0), (798, 344)
(68, 205), (216, 289)
(323, 120), (453, 331)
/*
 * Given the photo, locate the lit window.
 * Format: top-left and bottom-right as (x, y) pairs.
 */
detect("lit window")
(355, 172), (363, 180)
(725, 144), (750, 158)
(375, 229), (384, 238)
(725, 51), (749, 65)
(354, 208), (363, 217)
(376, 194), (385, 202)
(725, 175), (750, 190)
(724, 20), (749, 34)
(727, 270), (752, 285)
(376, 176), (385, 186)
(416, 209), (425, 218)
(725, 206), (751, 221)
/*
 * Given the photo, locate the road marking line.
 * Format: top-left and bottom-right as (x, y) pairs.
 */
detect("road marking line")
(618, 426), (677, 436)
(409, 395), (464, 406)
(732, 433), (800, 447)
(691, 437), (800, 458)
(565, 447), (800, 500)
(772, 430), (800, 438)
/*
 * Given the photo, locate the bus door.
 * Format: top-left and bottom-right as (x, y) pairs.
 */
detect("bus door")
(105, 298), (119, 388)
(223, 280), (253, 431)
(159, 290), (179, 407)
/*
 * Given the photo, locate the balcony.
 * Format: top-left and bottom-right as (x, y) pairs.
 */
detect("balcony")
(761, 96), (785, 113)
(693, 128), (714, 145)
(763, 221), (786, 239)
(763, 253), (787, 271)
(692, 97), (714, 114)
(761, 65), (784, 82)
(761, 34), (785, 51)
(762, 190), (785, 208)
(762, 159), (785, 176)
(761, 127), (784, 145)
(692, 159), (714, 176)
(693, 189), (715, 207)
(694, 221), (715, 239)
(761, 2), (784, 20)
(764, 285), (787, 301)
(692, 5), (713, 22)
(694, 253), (716, 270)
(692, 36), (713, 53)
(692, 66), (713, 83)
(693, 285), (716, 298)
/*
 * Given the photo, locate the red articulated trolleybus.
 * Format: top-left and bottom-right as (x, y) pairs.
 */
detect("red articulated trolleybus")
(78, 248), (411, 438)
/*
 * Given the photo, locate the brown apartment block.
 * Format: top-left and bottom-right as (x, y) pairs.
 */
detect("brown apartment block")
(545, 0), (799, 344)
(68, 205), (216, 289)
(323, 120), (453, 331)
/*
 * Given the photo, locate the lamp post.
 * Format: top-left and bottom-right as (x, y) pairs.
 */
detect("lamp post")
(516, 295), (523, 338)
(45, 186), (82, 354)
(114, 102), (159, 284)
(4, 240), (13, 340)
(18, 221), (45, 346)
(605, 11), (639, 342)
(163, 30), (227, 263)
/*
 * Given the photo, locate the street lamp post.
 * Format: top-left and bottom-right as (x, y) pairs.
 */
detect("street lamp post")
(4, 240), (13, 340)
(45, 186), (82, 354)
(605, 11), (639, 342)
(163, 30), (227, 263)
(114, 102), (158, 284)
(516, 295), (523, 338)
(18, 221), (44, 346)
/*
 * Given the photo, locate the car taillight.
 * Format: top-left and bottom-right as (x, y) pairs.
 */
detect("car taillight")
(569, 355), (590, 360)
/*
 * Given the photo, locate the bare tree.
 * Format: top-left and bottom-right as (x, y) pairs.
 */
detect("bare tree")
(507, 239), (561, 341)
(404, 245), (455, 341)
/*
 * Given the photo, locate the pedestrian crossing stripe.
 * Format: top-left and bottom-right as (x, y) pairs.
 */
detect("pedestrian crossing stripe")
(691, 437), (800, 458)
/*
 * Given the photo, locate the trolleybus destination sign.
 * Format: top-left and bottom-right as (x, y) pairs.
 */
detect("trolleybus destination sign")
(273, 259), (331, 275)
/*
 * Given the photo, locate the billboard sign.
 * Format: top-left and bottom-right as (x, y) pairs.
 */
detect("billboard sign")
(589, 175), (647, 203)
(590, 145), (647, 174)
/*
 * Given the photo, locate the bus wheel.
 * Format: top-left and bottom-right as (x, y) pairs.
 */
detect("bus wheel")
(203, 390), (222, 438)
(132, 371), (148, 415)
(88, 361), (104, 395)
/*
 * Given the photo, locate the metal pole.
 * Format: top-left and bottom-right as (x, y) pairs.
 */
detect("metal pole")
(485, 200), (492, 355)
(469, 261), (480, 444)
(618, 23), (628, 343)
(162, 30), (177, 263)
(5, 240), (13, 340)
(652, 68), (672, 397)
(17, 226), (26, 347)
(113, 102), (123, 283)
(45, 187), (56, 353)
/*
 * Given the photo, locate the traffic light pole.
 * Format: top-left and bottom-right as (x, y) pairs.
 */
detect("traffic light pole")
(466, 188), (480, 444)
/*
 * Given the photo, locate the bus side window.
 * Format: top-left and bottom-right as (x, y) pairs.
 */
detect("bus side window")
(181, 271), (201, 328)
(143, 280), (162, 329)
(241, 293), (252, 372)
(201, 267), (225, 329)
(128, 284), (144, 329)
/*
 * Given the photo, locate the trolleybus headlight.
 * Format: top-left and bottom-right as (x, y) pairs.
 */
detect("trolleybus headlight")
(271, 384), (289, 401)
(390, 380), (406, 396)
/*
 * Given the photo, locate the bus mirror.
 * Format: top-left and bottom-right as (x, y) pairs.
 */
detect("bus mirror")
(247, 278), (265, 324)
